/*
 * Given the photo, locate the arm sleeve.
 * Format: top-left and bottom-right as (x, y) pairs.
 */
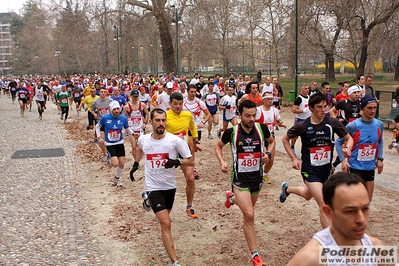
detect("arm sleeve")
(336, 122), (356, 160)
(221, 128), (233, 144)
(378, 121), (384, 158)
(188, 114), (198, 139)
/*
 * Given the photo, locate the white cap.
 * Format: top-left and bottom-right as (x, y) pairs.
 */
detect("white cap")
(166, 82), (174, 89)
(109, 101), (120, 111)
(122, 80), (128, 85)
(348, 85), (361, 95)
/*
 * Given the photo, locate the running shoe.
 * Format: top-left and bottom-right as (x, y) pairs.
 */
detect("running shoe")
(330, 167), (336, 176)
(225, 191), (234, 208)
(114, 177), (123, 187)
(217, 129), (221, 139)
(252, 255), (266, 266)
(263, 174), (271, 184)
(388, 141), (395, 149)
(208, 134), (213, 139)
(102, 154), (108, 162)
(94, 138), (99, 144)
(86, 125), (90, 130)
(186, 207), (198, 219)
(106, 151), (112, 168)
(193, 168), (200, 180)
(39, 115), (42, 120)
(279, 182), (290, 203)
(60, 113), (63, 120)
(172, 261), (182, 266)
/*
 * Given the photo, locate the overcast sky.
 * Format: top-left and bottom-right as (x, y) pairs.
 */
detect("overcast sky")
(0, 0), (26, 14)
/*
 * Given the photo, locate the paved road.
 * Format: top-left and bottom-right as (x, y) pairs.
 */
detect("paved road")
(0, 95), (102, 265)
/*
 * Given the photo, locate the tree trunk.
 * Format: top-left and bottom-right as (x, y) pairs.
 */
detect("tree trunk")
(395, 54), (399, 81)
(357, 30), (369, 77)
(153, 11), (175, 74)
(325, 53), (335, 81)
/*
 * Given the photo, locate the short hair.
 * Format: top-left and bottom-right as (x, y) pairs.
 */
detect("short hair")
(169, 91), (183, 102)
(321, 81), (330, 88)
(357, 75), (365, 81)
(300, 83), (309, 89)
(308, 92), (327, 108)
(188, 84), (196, 90)
(238, 99), (256, 114)
(323, 172), (366, 208)
(150, 108), (166, 120)
(99, 86), (106, 91)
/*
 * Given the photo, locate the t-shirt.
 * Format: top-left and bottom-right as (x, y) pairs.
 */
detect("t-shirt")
(91, 97), (113, 119)
(183, 97), (209, 129)
(155, 92), (171, 111)
(82, 95), (100, 111)
(220, 94), (237, 120)
(166, 109), (198, 141)
(138, 132), (192, 191)
(98, 113), (129, 146)
(56, 91), (71, 107)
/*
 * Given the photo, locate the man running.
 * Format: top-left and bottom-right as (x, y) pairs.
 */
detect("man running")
(255, 92), (286, 184)
(217, 85), (238, 138)
(96, 101), (136, 187)
(280, 92), (353, 228)
(34, 80), (50, 120)
(55, 84), (72, 123)
(135, 108), (193, 266)
(215, 99), (275, 266)
(79, 88), (99, 130)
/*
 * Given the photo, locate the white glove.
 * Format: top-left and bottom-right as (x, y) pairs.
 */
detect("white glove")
(303, 108), (309, 113)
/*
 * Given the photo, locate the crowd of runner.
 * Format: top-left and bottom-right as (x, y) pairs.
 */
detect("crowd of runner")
(0, 72), (396, 266)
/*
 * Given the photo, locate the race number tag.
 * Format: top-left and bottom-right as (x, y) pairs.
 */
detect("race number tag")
(74, 92), (81, 97)
(128, 118), (141, 127)
(146, 153), (168, 173)
(62, 98), (67, 103)
(174, 131), (186, 141)
(265, 122), (276, 133)
(310, 146), (331, 166)
(237, 152), (260, 173)
(107, 129), (121, 141)
(98, 108), (109, 116)
(357, 144), (377, 161)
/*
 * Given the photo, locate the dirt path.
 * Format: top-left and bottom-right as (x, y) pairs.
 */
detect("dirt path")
(64, 108), (399, 266)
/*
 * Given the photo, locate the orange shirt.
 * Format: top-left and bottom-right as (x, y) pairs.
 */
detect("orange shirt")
(248, 93), (263, 106)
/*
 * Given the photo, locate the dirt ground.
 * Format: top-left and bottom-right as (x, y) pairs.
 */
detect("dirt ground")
(63, 107), (399, 266)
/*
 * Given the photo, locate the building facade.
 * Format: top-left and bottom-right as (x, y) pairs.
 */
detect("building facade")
(0, 13), (16, 75)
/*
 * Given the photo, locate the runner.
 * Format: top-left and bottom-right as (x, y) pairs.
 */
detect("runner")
(335, 96), (384, 201)
(203, 82), (219, 139)
(78, 88), (99, 130)
(34, 80), (50, 120)
(16, 81), (31, 117)
(215, 99), (275, 266)
(217, 85), (238, 138)
(72, 82), (84, 115)
(135, 108), (193, 266)
(8, 78), (18, 103)
(280, 92), (353, 228)
(165, 92), (202, 218)
(255, 92), (286, 184)
(122, 89), (149, 163)
(91, 86), (113, 162)
(96, 101), (136, 187)
(55, 84), (72, 123)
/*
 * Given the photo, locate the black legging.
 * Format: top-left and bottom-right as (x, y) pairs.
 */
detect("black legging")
(61, 106), (69, 120)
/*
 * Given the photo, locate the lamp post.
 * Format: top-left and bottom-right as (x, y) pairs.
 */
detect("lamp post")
(55, 50), (60, 75)
(269, 42), (272, 75)
(34, 54), (38, 74)
(114, 25), (121, 74)
(171, 5), (182, 74)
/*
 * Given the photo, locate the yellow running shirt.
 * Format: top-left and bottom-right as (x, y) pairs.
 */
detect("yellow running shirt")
(166, 109), (198, 141)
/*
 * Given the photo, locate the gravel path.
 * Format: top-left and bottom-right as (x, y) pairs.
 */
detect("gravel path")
(0, 95), (102, 265)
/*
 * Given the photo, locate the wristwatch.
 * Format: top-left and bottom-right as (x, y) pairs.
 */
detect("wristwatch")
(377, 157), (384, 162)
(265, 151), (272, 159)
(195, 140), (201, 144)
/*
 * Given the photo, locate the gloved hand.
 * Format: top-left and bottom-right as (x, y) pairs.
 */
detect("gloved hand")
(225, 105), (231, 109)
(129, 161), (139, 181)
(164, 156), (182, 169)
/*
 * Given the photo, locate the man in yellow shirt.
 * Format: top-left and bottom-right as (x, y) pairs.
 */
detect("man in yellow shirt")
(79, 88), (99, 131)
(166, 92), (202, 218)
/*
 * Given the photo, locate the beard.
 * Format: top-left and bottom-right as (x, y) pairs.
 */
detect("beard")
(155, 126), (165, 135)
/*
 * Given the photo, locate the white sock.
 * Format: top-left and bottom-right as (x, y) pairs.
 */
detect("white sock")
(116, 167), (123, 177)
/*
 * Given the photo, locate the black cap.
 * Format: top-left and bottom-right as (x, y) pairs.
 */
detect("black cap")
(130, 90), (139, 96)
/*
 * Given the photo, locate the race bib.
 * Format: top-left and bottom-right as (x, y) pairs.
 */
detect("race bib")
(265, 122), (276, 133)
(357, 144), (377, 161)
(146, 153), (167, 173)
(237, 152), (260, 173)
(128, 118), (141, 127)
(310, 146), (331, 166)
(98, 108), (109, 116)
(107, 129), (121, 141)
(19, 93), (26, 98)
(74, 92), (81, 97)
(62, 98), (67, 103)
(174, 131), (186, 141)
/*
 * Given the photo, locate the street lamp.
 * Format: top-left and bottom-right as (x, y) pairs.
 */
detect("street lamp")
(171, 5), (182, 74)
(34, 54), (38, 75)
(114, 25), (121, 74)
(55, 50), (60, 75)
